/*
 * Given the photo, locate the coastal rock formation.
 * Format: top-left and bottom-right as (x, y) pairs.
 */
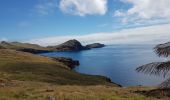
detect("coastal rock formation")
(17, 48), (50, 54)
(52, 57), (79, 69)
(85, 43), (105, 49)
(48, 39), (89, 51)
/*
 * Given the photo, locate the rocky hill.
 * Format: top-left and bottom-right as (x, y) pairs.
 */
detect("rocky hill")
(48, 39), (89, 51)
(47, 39), (105, 51)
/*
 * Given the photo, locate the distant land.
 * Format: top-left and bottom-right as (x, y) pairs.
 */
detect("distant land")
(85, 43), (105, 48)
(0, 39), (105, 53)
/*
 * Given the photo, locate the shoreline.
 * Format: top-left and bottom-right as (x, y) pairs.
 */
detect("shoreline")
(47, 55), (122, 87)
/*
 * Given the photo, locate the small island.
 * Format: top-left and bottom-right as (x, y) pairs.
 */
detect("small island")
(85, 43), (105, 48)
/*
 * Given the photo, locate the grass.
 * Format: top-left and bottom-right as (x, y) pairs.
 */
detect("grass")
(0, 49), (113, 85)
(0, 81), (158, 100)
(0, 49), (169, 99)
(0, 41), (48, 50)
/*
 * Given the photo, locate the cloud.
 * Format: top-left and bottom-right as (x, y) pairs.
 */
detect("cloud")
(34, 0), (108, 16)
(35, 0), (58, 15)
(59, 0), (108, 16)
(114, 10), (126, 17)
(114, 0), (170, 25)
(27, 24), (170, 46)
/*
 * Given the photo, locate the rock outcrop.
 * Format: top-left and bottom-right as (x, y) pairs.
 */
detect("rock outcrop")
(85, 43), (105, 49)
(52, 57), (79, 69)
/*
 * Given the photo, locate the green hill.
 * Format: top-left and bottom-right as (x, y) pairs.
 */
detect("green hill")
(0, 49), (113, 85)
(0, 41), (51, 53)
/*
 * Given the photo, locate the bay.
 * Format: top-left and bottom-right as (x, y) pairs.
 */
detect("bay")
(40, 45), (167, 86)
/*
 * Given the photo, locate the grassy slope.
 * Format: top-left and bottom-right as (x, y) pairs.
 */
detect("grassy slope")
(0, 80), (159, 100)
(0, 49), (168, 100)
(0, 49), (112, 85)
(0, 42), (49, 51)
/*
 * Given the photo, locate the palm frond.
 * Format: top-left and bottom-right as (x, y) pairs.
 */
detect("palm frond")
(154, 42), (170, 57)
(136, 61), (170, 77)
(159, 77), (170, 89)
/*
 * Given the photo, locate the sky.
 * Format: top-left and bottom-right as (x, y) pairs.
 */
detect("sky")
(0, 0), (170, 46)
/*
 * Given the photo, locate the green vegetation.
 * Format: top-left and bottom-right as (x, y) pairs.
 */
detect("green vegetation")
(0, 41), (50, 53)
(0, 49), (112, 85)
(0, 41), (47, 50)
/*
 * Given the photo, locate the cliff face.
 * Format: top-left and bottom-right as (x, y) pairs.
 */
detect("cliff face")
(48, 39), (89, 51)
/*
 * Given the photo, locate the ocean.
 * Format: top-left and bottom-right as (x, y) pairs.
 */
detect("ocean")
(40, 45), (168, 86)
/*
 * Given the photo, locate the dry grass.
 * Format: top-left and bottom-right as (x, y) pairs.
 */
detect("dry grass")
(0, 42), (48, 50)
(0, 49), (55, 63)
(0, 80), (159, 100)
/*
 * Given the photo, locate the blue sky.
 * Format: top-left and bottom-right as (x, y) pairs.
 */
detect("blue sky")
(0, 0), (170, 46)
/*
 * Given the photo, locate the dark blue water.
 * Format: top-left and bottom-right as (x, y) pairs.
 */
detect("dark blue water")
(40, 45), (167, 86)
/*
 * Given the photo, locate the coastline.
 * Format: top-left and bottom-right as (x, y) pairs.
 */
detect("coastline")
(50, 56), (121, 86)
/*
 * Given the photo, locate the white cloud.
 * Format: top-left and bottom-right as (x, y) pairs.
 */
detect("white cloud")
(114, 0), (170, 24)
(27, 24), (170, 46)
(35, 0), (58, 15)
(59, 0), (108, 16)
(114, 10), (126, 17)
